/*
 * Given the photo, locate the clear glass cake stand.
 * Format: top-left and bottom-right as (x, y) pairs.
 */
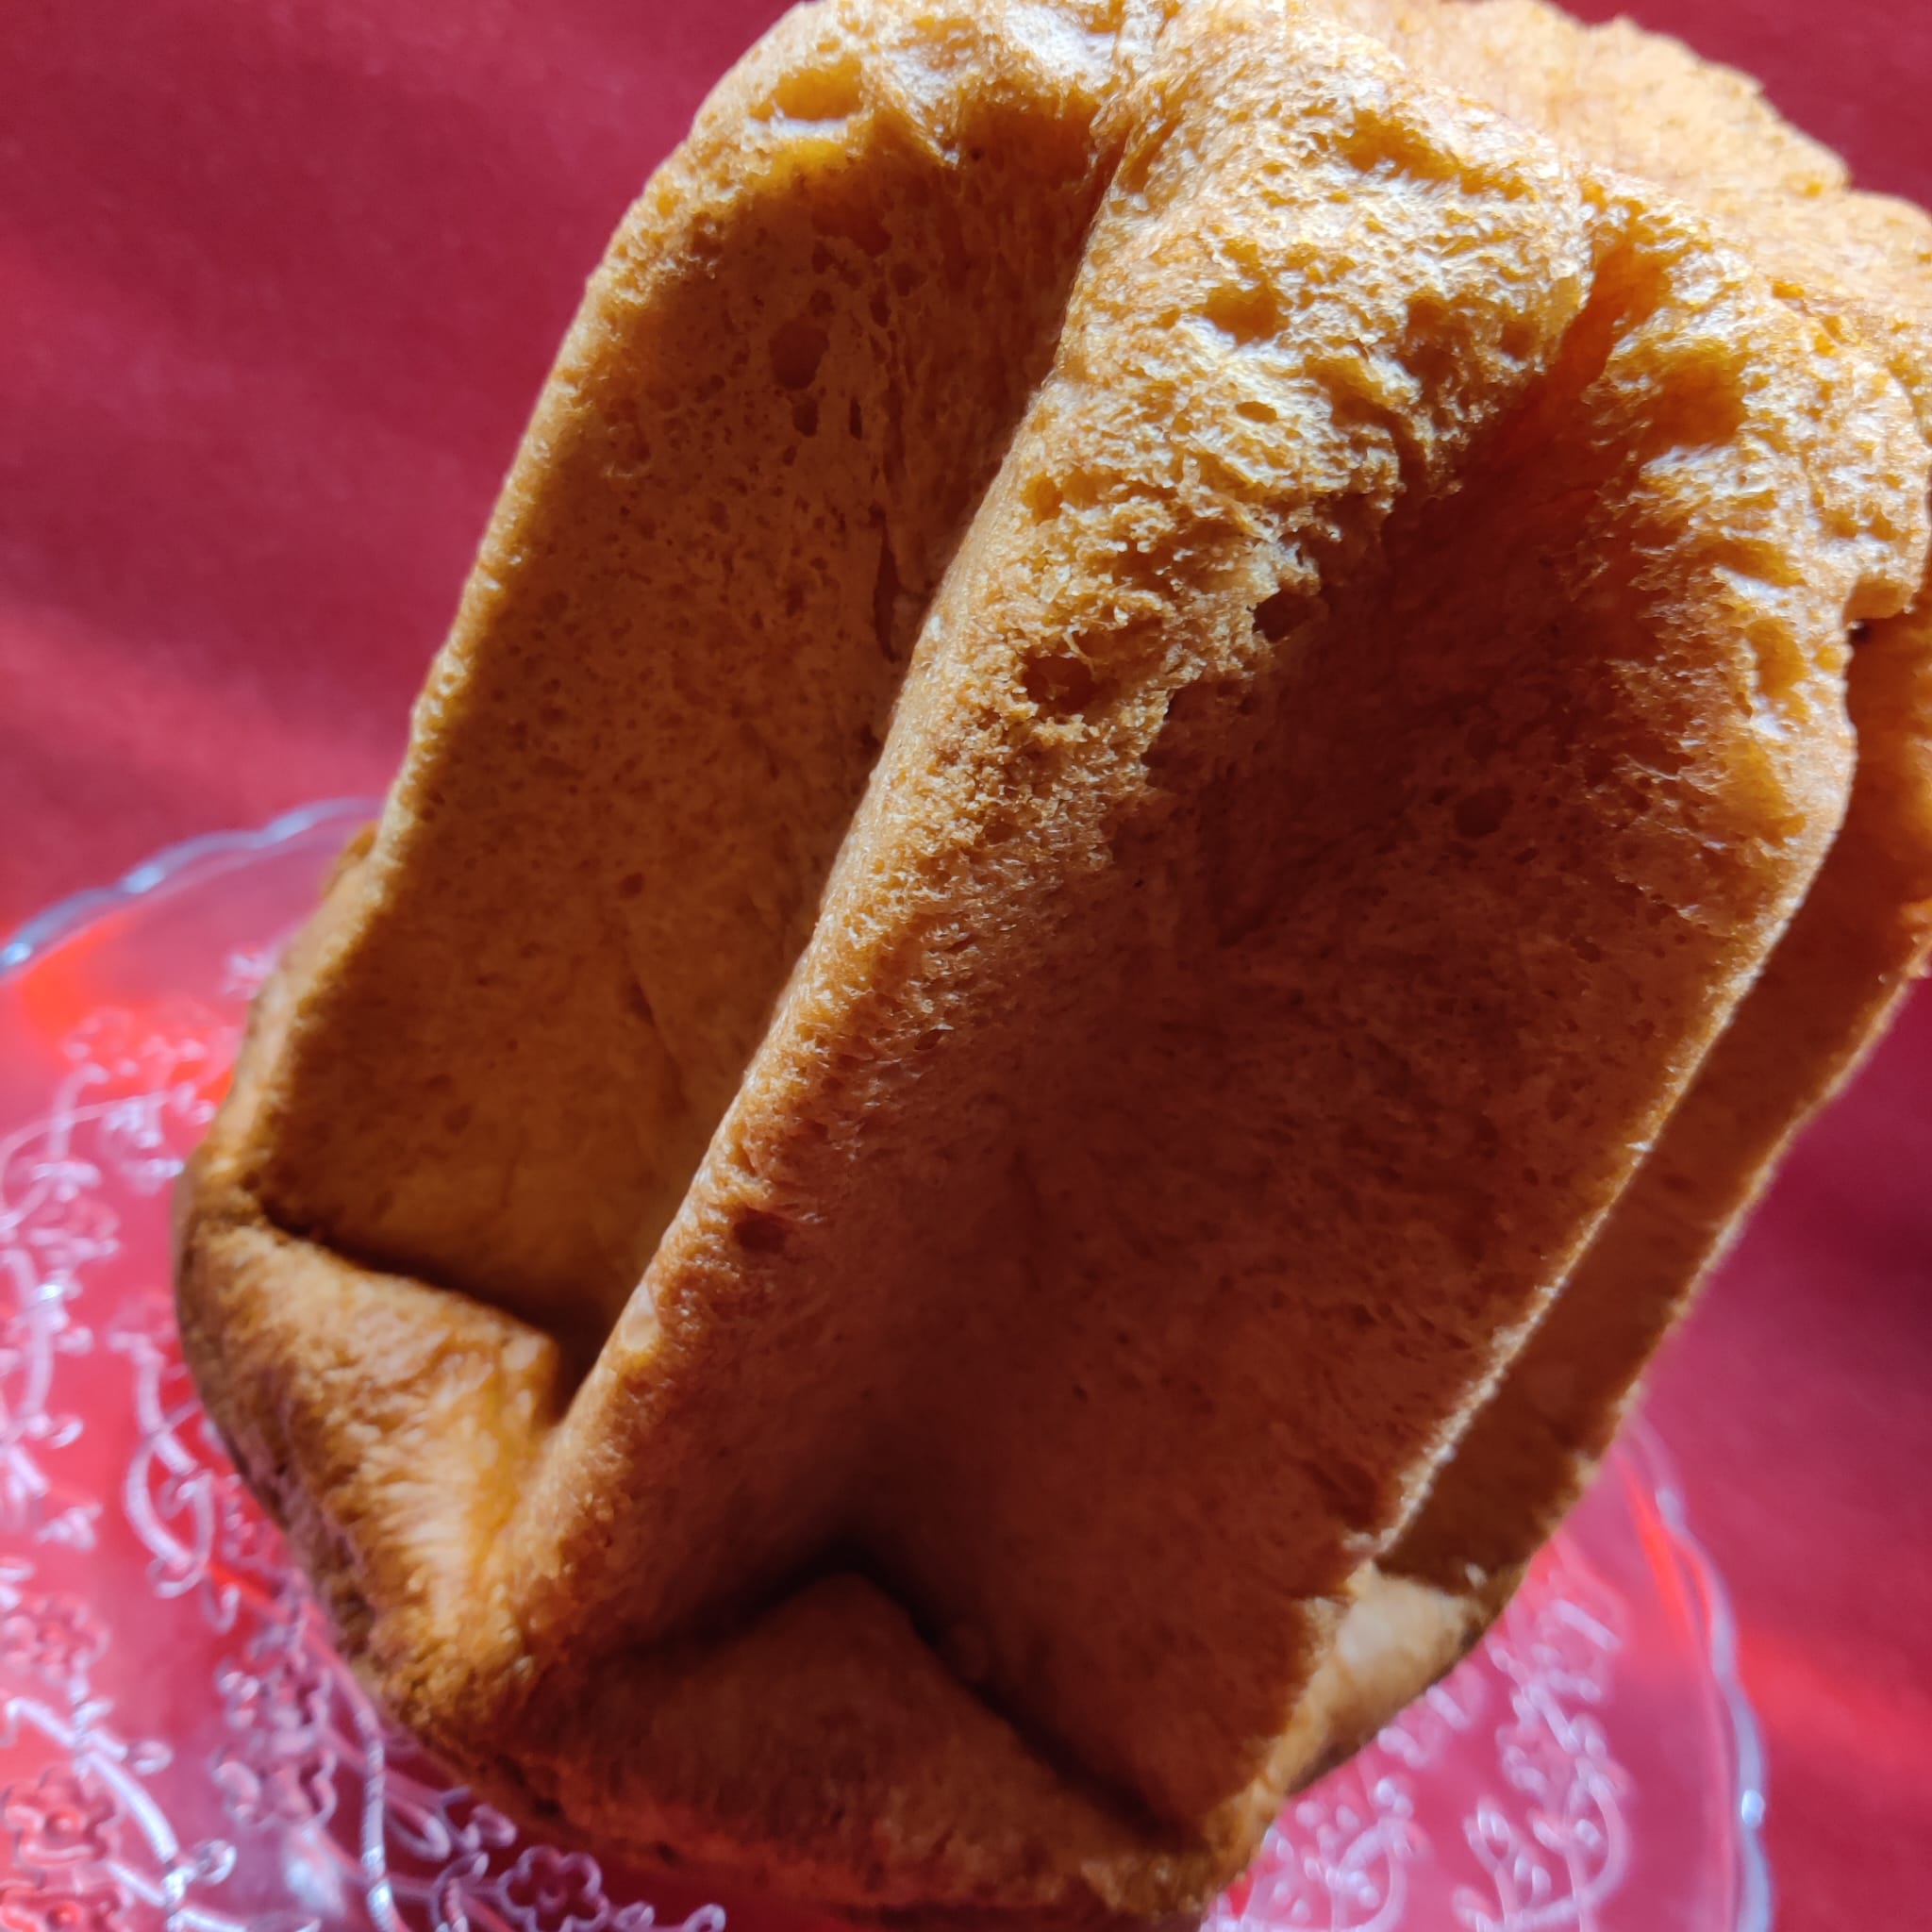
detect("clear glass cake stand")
(0, 802), (1770, 1932)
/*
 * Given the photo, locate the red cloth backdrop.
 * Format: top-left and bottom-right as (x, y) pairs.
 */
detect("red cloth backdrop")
(3, 1), (1928, 1922)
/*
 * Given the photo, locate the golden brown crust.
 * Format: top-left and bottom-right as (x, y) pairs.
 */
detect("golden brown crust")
(1347, 0), (1932, 1612)
(175, 0), (1932, 1921)
(1391, 587), (1932, 1593)
(246, 0), (1158, 1342)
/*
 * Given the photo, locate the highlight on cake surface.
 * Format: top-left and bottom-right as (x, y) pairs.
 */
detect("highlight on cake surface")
(173, 0), (1932, 1923)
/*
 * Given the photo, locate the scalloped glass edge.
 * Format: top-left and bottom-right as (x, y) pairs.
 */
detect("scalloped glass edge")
(0, 798), (375, 974)
(1619, 1416), (1774, 1932)
(0, 801), (1774, 1929)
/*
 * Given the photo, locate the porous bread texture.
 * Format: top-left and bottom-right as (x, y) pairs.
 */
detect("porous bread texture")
(175, 0), (1932, 1922)
(240, 0), (1154, 1352)
(1330, 0), (1932, 1607)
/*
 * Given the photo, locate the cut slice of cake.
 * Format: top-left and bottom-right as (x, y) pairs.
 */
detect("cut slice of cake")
(176, 0), (1932, 1922)
(1328, 0), (1932, 1623)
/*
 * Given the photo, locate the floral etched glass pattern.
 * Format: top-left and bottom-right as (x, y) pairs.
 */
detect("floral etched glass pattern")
(0, 802), (1770, 1932)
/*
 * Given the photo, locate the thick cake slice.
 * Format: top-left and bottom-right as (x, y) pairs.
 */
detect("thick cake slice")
(176, 0), (1931, 1921)
(1326, 0), (1932, 1616)
(240, 0), (1150, 1346)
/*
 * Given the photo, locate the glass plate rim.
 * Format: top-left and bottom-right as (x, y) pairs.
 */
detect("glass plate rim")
(0, 801), (1775, 1929)
(0, 797), (375, 975)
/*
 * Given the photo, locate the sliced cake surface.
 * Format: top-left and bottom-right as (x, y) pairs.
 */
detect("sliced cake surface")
(176, 0), (1932, 1921)
(1346, 0), (1932, 1609)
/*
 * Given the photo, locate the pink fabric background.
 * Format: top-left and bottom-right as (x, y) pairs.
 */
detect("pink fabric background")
(4, 1), (1928, 1921)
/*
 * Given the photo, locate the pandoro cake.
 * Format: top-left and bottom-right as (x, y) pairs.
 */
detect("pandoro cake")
(175, 0), (1932, 1924)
